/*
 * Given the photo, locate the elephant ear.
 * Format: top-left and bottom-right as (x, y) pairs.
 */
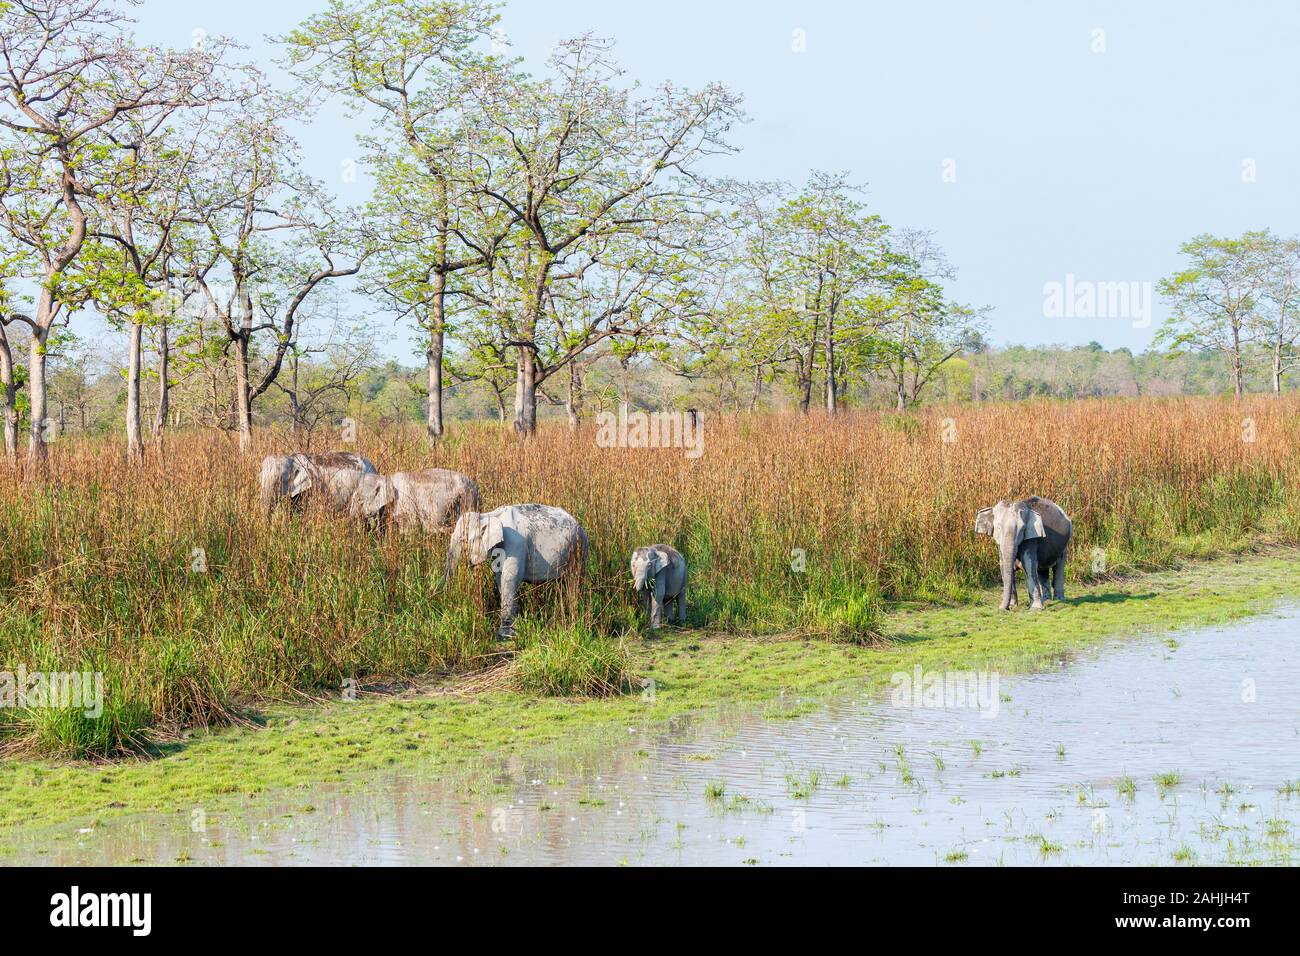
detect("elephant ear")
(649, 548), (669, 575)
(358, 475), (393, 517)
(1016, 505), (1046, 547)
(479, 513), (506, 559)
(288, 455), (315, 498)
(974, 508), (995, 535)
(379, 476), (399, 512)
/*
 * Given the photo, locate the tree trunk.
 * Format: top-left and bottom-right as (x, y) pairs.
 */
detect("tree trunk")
(125, 320), (144, 464)
(824, 323), (837, 418)
(233, 333), (253, 453)
(797, 351), (812, 415)
(153, 321), (170, 440)
(566, 361), (581, 431)
(1230, 322), (1243, 398)
(26, 331), (49, 467)
(0, 324), (17, 463)
(1273, 339), (1283, 395)
(426, 272), (446, 444)
(514, 345), (537, 438)
(427, 332), (444, 444)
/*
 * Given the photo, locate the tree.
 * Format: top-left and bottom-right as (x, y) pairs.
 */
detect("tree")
(80, 96), (231, 461)
(284, 0), (504, 444)
(469, 35), (741, 436)
(875, 229), (987, 410)
(1255, 233), (1300, 395)
(1157, 232), (1272, 398)
(0, 0), (220, 465)
(271, 313), (376, 443)
(183, 98), (367, 452)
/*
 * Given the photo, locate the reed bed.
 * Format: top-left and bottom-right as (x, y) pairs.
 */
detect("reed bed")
(1, 395), (1296, 756)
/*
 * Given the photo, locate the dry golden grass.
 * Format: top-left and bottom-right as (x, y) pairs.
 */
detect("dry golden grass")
(1, 394), (1296, 752)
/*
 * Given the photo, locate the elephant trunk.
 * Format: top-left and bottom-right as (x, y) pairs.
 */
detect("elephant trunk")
(999, 533), (1017, 611)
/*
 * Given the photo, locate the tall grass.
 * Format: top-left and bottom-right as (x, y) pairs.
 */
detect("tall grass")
(1, 396), (1297, 754)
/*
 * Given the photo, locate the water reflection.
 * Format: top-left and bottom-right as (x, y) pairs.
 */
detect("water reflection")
(14, 607), (1300, 865)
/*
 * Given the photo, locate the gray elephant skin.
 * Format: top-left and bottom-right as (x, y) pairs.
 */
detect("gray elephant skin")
(349, 467), (480, 532)
(260, 452), (376, 515)
(448, 504), (589, 640)
(630, 544), (687, 629)
(974, 496), (1072, 611)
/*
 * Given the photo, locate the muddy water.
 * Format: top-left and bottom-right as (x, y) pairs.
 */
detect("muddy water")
(14, 607), (1300, 866)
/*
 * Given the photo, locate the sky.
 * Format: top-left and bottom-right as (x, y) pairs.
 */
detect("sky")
(118, 0), (1300, 360)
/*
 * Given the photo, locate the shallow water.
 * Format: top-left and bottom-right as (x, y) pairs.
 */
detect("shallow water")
(14, 607), (1300, 866)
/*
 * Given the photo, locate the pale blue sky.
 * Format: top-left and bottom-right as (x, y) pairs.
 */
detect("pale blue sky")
(128, 0), (1300, 357)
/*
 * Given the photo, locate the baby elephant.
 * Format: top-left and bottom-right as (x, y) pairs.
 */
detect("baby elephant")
(260, 452), (376, 516)
(349, 467), (480, 533)
(630, 544), (687, 630)
(448, 504), (589, 641)
(974, 496), (1072, 611)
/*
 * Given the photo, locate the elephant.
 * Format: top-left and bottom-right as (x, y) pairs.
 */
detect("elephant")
(259, 452), (376, 516)
(348, 467), (481, 533)
(447, 504), (589, 640)
(630, 544), (687, 630)
(975, 496), (1072, 611)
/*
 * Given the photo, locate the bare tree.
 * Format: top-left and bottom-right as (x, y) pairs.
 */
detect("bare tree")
(284, 0), (505, 445)
(183, 99), (367, 452)
(0, 0), (221, 466)
(469, 36), (742, 437)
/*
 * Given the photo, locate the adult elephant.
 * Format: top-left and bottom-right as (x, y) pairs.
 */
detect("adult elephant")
(349, 468), (480, 533)
(974, 496), (1072, 611)
(447, 504), (588, 641)
(259, 452), (376, 516)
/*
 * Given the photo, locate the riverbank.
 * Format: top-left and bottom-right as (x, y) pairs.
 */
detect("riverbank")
(2, 549), (1298, 839)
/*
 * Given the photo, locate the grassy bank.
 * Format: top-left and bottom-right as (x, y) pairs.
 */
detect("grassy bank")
(2, 396), (1298, 756)
(1, 549), (1298, 837)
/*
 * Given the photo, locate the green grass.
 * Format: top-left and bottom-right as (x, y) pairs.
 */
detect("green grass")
(510, 620), (633, 698)
(1, 550), (1298, 836)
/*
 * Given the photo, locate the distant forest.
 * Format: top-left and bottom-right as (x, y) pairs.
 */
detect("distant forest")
(11, 334), (1281, 443)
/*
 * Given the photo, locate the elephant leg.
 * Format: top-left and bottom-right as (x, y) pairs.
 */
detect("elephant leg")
(650, 578), (666, 629)
(1052, 556), (1066, 601)
(675, 586), (687, 624)
(496, 560), (522, 641)
(1022, 546), (1044, 610)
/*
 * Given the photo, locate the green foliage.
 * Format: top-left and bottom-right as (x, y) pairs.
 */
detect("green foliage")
(510, 621), (633, 698)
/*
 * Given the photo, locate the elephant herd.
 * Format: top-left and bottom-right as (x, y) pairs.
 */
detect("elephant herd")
(259, 451), (686, 639)
(260, 451), (1073, 638)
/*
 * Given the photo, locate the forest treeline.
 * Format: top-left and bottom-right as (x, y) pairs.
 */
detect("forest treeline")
(3, 1), (1298, 459)
(13, 338), (1280, 442)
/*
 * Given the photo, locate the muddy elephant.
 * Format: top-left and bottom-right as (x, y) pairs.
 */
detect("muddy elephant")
(630, 544), (687, 630)
(974, 496), (1072, 610)
(349, 467), (481, 533)
(259, 452), (376, 516)
(447, 504), (589, 641)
